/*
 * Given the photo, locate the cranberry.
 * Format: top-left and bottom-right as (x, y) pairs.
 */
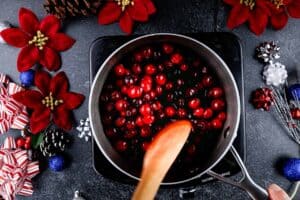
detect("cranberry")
(16, 137), (25, 148)
(155, 74), (167, 85)
(194, 120), (208, 131)
(114, 64), (126, 76)
(127, 86), (143, 98)
(140, 126), (151, 137)
(116, 79), (123, 87)
(211, 118), (223, 129)
(124, 75), (138, 85)
(142, 142), (150, 151)
(164, 61), (174, 68)
(120, 111), (126, 117)
(124, 130), (137, 139)
(127, 107), (137, 117)
(115, 117), (126, 127)
(166, 93), (174, 102)
(154, 86), (162, 96)
(134, 52), (143, 62)
(211, 99), (225, 111)
(24, 143), (31, 150)
(180, 64), (189, 71)
(188, 98), (201, 109)
(208, 87), (224, 98)
(149, 90), (157, 99)
(143, 93), (151, 101)
(203, 108), (213, 119)
(145, 64), (157, 75)
(105, 128), (117, 138)
(202, 75), (214, 87)
(105, 103), (114, 112)
(178, 98), (185, 107)
(143, 47), (153, 59)
(132, 63), (142, 74)
(217, 112), (227, 121)
(121, 86), (128, 94)
(115, 99), (128, 111)
(177, 108), (187, 118)
(140, 76), (152, 92)
(111, 91), (121, 101)
(191, 71), (199, 78)
(177, 79), (185, 87)
(157, 111), (165, 119)
(165, 82), (173, 90)
(165, 106), (176, 117)
(142, 115), (155, 125)
(136, 116), (144, 127)
(115, 140), (128, 152)
(171, 53), (183, 64)
(139, 104), (152, 116)
(126, 120), (136, 130)
(193, 108), (204, 118)
(162, 43), (174, 54)
(157, 64), (164, 71)
(186, 88), (197, 97)
(195, 83), (203, 90)
(152, 101), (162, 111)
(102, 115), (113, 125)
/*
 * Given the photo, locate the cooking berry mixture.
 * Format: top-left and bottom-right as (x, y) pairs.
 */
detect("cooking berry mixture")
(100, 43), (227, 175)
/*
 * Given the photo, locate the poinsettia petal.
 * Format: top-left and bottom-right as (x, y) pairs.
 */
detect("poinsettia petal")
(98, 2), (122, 24)
(19, 8), (39, 35)
(287, 1), (300, 18)
(62, 92), (85, 110)
(17, 46), (40, 72)
(248, 7), (268, 35)
(30, 108), (51, 134)
(119, 12), (134, 34)
(128, 1), (149, 22)
(34, 70), (51, 95)
(53, 106), (72, 130)
(270, 12), (289, 30)
(39, 15), (61, 35)
(39, 47), (61, 71)
(1, 28), (30, 48)
(50, 71), (69, 97)
(12, 90), (43, 109)
(143, 0), (156, 14)
(47, 33), (75, 51)
(226, 4), (250, 29)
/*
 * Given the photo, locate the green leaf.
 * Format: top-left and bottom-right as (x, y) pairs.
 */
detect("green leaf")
(31, 132), (44, 149)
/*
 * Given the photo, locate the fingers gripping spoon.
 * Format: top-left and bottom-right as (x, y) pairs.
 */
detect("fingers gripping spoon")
(132, 120), (192, 200)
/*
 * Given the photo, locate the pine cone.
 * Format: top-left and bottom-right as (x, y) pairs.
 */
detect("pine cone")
(44, 0), (104, 19)
(40, 129), (70, 157)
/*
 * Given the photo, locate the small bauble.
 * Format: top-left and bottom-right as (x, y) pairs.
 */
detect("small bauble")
(282, 158), (300, 181)
(20, 69), (35, 87)
(0, 21), (11, 44)
(288, 84), (300, 101)
(49, 155), (65, 172)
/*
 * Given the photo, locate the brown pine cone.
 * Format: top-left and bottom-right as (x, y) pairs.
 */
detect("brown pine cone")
(44, 0), (104, 19)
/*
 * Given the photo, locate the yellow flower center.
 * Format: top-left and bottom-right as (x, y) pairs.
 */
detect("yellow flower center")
(115, 0), (134, 11)
(42, 92), (63, 110)
(240, 0), (255, 10)
(270, 0), (284, 9)
(28, 30), (48, 50)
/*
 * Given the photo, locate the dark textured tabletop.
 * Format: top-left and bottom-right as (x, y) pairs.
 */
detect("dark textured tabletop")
(0, 0), (300, 199)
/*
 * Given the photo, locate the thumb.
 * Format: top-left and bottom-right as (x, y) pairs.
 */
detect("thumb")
(268, 184), (290, 200)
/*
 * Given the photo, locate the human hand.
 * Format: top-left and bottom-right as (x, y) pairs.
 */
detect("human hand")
(268, 184), (290, 200)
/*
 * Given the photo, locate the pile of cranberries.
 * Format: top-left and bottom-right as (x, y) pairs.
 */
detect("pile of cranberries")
(100, 43), (227, 168)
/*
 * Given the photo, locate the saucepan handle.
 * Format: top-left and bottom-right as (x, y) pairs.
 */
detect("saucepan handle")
(207, 146), (268, 200)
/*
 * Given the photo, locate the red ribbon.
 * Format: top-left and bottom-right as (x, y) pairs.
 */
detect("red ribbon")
(0, 73), (29, 134)
(0, 137), (39, 200)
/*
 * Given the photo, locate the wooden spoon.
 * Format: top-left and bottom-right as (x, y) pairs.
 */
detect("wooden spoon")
(132, 120), (192, 200)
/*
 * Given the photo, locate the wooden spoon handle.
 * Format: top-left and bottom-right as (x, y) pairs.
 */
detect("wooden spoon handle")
(132, 120), (192, 200)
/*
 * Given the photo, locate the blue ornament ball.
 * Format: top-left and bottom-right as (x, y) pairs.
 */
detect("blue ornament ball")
(288, 84), (300, 100)
(282, 158), (300, 181)
(49, 155), (65, 172)
(19, 69), (35, 87)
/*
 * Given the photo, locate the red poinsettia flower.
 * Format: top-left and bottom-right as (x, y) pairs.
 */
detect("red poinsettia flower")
(0, 8), (75, 72)
(224, 0), (270, 35)
(266, 0), (300, 30)
(98, 0), (156, 34)
(12, 71), (84, 134)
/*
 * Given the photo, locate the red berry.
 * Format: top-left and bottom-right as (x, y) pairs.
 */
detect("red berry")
(111, 91), (121, 101)
(157, 64), (164, 71)
(105, 128), (117, 138)
(134, 52), (143, 62)
(116, 79), (123, 87)
(162, 43), (174, 54)
(102, 115), (113, 125)
(203, 108), (213, 119)
(217, 112), (227, 121)
(165, 82), (173, 90)
(171, 53), (183, 64)
(165, 106), (176, 117)
(145, 64), (157, 75)
(16, 137), (25, 148)
(115, 99), (128, 111)
(177, 108), (187, 118)
(115, 117), (126, 127)
(140, 76), (152, 92)
(140, 126), (151, 137)
(143, 47), (153, 59)
(120, 111), (126, 117)
(127, 86), (143, 98)
(114, 64), (126, 76)
(24, 143), (31, 150)
(105, 103), (114, 112)
(142, 115), (155, 125)
(132, 63), (142, 74)
(124, 130), (137, 139)
(142, 142), (150, 151)
(152, 101), (162, 111)
(155, 86), (163, 96)
(211, 99), (225, 111)
(149, 90), (156, 99)
(202, 75), (214, 87)
(211, 118), (223, 129)
(188, 98), (201, 109)
(139, 104), (152, 116)
(155, 74), (167, 85)
(115, 140), (128, 152)
(121, 86), (128, 94)
(136, 116), (144, 127)
(180, 64), (189, 71)
(177, 79), (185, 87)
(208, 87), (224, 98)
(193, 108), (204, 118)
(186, 88), (197, 97)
